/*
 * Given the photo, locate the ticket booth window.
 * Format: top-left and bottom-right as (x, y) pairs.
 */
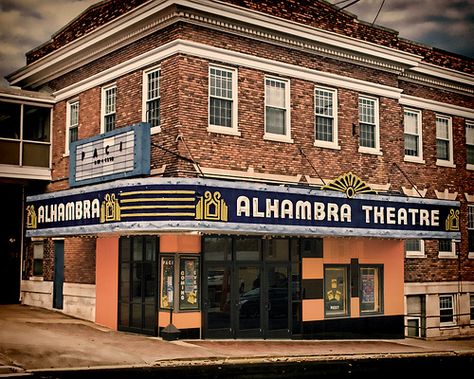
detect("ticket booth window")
(324, 266), (349, 317)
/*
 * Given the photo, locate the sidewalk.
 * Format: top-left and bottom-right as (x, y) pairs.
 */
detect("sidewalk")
(1, 304), (473, 377)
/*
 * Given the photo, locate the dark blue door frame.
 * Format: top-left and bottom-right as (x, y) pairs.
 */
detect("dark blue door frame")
(53, 240), (64, 309)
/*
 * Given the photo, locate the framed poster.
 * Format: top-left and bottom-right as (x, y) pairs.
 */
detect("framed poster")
(179, 257), (200, 310)
(160, 256), (175, 309)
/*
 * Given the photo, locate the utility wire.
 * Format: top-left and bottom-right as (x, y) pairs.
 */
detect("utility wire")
(392, 162), (423, 197)
(337, 0), (362, 11)
(371, 0), (386, 26)
(298, 146), (327, 186)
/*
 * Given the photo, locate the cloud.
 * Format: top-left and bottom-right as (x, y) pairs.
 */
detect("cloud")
(341, 0), (474, 57)
(0, 0), (98, 86)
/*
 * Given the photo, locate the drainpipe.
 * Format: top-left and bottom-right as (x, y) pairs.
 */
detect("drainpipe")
(19, 185), (25, 303)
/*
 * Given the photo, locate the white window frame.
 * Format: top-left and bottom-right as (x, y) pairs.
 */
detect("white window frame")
(466, 121), (474, 170)
(438, 239), (457, 259)
(405, 239), (425, 258)
(314, 86), (340, 150)
(439, 294), (456, 326)
(101, 84), (117, 133)
(358, 95), (381, 155)
(468, 204), (474, 259)
(142, 66), (161, 134)
(403, 108), (424, 163)
(207, 65), (240, 136)
(436, 115), (455, 168)
(264, 76), (293, 143)
(65, 99), (79, 156)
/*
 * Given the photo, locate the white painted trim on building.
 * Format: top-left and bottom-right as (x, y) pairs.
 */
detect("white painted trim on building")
(435, 189), (458, 201)
(400, 94), (474, 119)
(54, 39), (404, 102)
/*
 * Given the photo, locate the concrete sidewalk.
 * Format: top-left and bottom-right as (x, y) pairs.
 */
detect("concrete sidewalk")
(1, 304), (473, 377)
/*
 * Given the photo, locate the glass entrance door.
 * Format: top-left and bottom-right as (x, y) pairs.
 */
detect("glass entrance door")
(119, 236), (158, 336)
(236, 265), (262, 338)
(264, 264), (290, 338)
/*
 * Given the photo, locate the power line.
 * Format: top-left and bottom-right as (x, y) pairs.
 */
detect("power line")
(371, 0), (386, 26)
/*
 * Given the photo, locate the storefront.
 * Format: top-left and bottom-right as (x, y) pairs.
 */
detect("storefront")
(25, 173), (460, 339)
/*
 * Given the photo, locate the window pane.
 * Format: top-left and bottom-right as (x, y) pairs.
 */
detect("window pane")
(405, 239), (421, 252)
(324, 266), (348, 317)
(315, 116), (333, 142)
(404, 111), (418, 134)
(23, 106), (50, 142)
(439, 239), (452, 252)
(210, 68), (232, 99)
(236, 238), (260, 261)
(266, 79), (286, 108)
(204, 237), (232, 261)
(439, 295), (453, 323)
(359, 97), (375, 124)
(147, 70), (160, 100)
(0, 140), (20, 164)
(210, 98), (232, 127)
(404, 134), (419, 156)
(105, 114), (116, 132)
(360, 123), (375, 148)
(315, 89), (333, 116)
(146, 99), (160, 128)
(0, 101), (21, 139)
(467, 145), (474, 165)
(22, 142), (50, 167)
(437, 139), (449, 160)
(436, 117), (449, 139)
(266, 107), (286, 135)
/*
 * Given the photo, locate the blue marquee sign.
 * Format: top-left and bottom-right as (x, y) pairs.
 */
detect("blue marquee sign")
(25, 178), (461, 240)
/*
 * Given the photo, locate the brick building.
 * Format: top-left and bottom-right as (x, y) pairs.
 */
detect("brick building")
(4, 0), (473, 339)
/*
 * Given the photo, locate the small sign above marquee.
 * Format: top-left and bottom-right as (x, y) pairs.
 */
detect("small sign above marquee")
(69, 123), (150, 187)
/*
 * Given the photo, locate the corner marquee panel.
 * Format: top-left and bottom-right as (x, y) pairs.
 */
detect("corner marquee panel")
(25, 177), (461, 240)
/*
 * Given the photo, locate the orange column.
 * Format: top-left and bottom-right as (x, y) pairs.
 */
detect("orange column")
(95, 236), (119, 330)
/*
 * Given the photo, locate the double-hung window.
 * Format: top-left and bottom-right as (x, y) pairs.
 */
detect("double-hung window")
(314, 87), (339, 149)
(101, 84), (116, 133)
(208, 66), (239, 135)
(404, 109), (424, 162)
(468, 205), (474, 258)
(66, 100), (79, 155)
(466, 121), (474, 169)
(436, 115), (454, 167)
(264, 77), (292, 143)
(143, 68), (160, 133)
(439, 294), (455, 325)
(358, 96), (380, 154)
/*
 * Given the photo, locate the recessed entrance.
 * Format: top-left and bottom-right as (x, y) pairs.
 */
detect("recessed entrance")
(202, 237), (300, 339)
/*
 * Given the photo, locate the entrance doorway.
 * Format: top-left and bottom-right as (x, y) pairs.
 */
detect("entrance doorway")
(203, 237), (299, 339)
(118, 236), (158, 336)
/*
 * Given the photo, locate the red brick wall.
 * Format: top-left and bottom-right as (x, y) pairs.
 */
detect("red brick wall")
(64, 237), (96, 284)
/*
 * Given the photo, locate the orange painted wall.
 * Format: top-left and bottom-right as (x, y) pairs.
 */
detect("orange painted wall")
(159, 311), (201, 329)
(324, 238), (405, 316)
(160, 234), (201, 253)
(302, 238), (404, 321)
(95, 236), (119, 330)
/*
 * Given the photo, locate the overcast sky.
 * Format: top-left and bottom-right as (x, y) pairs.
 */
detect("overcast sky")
(0, 0), (473, 87)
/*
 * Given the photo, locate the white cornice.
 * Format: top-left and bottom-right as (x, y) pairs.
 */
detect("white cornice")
(411, 62), (474, 86)
(54, 39), (403, 101)
(8, 0), (425, 89)
(400, 94), (474, 119)
(400, 71), (474, 96)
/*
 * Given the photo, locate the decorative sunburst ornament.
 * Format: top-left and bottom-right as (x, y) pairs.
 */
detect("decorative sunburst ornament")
(322, 172), (376, 198)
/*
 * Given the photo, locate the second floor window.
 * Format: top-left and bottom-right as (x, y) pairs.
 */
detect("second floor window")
(144, 68), (160, 131)
(466, 121), (474, 167)
(436, 115), (454, 166)
(208, 66), (238, 135)
(404, 109), (423, 161)
(66, 100), (79, 154)
(102, 85), (116, 133)
(265, 77), (291, 142)
(315, 87), (338, 149)
(358, 96), (379, 154)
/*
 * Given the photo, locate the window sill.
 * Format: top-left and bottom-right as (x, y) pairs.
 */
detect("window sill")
(358, 147), (382, 156)
(467, 164), (474, 171)
(406, 253), (427, 258)
(468, 252), (474, 259)
(436, 160), (456, 168)
(150, 126), (161, 135)
(263, 133), (294, 144)
(313, 141), (341, 150)
(438, 253), (457, 259)
(404, 156), (425, 164)
(28, 276), (44, 281)
(207, 125), (241, 137)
